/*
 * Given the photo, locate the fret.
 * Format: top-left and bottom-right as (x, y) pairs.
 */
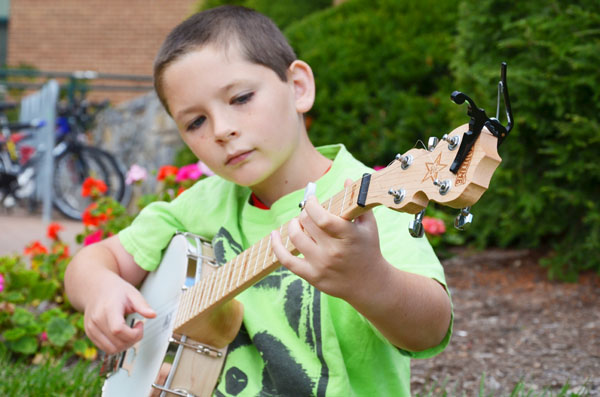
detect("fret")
(215, 266), (225, 299)
(186, 282), (200, 321)
(340, 186), (348, 216)
(197, 273), (211, 312)
(275, 225), (283, 262)
(253, 237), (264, 279)
(326, 197), (332, 211)
(263, 235), (272, 270)
(243, 244), (255, 282)
(180, 282), (195, 324)
(200, 272), (216, 312)
(223, 259), (235, 299)
(235, 249), (247, 289)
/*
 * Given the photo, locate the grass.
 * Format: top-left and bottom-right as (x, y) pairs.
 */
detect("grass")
(0, 355), (593, 397)
(0, 354), (103, 396)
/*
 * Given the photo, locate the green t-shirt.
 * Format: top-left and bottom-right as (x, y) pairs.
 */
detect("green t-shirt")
(119, 144), (452, 396)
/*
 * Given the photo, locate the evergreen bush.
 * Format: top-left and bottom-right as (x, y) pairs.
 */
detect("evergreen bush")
(197, 0), (332, 30)
(286, 0), (461, 167)
(452, 0), (600, 279)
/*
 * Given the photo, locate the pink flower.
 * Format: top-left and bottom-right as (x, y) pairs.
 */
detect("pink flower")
(39, 331), (48, 342)
(197, 161), (214, 177)
(175, 163), (202, 182)
(422, 216), (446, 236)
(125, 164), (148, 185)
(83, 229), (104, 246)
(0, 273), (4, 293)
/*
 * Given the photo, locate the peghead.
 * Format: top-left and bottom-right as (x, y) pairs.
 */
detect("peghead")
(408, 209), (426, 238)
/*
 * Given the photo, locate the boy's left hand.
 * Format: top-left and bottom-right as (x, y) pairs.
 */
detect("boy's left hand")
(271, 180), (390, 300)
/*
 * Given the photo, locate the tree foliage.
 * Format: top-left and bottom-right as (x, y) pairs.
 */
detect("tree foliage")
(452, 0), (600, 279)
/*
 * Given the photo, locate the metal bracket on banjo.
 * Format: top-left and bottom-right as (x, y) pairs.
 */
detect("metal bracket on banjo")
(169, 335), (224, 358)
(152, 383), (198, 397)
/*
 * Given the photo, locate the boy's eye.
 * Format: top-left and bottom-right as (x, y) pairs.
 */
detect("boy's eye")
(231, 92), (254, 105)
(186, 116), (206, 131)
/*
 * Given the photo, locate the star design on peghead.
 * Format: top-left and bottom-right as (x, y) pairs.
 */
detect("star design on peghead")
(422, 153), (448, 183)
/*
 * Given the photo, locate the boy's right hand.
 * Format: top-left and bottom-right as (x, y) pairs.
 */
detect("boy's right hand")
(83, 272), (156, 354)
(64, 235), (156, 355)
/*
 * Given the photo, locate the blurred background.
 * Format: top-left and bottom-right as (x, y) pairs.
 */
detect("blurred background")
(3, 0), (598, 279)
(0, 0), (598, 395)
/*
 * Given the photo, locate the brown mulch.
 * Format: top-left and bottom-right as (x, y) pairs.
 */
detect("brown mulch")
(411, 249), (600, 395)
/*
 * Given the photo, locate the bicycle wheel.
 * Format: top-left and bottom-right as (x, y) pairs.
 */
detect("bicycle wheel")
(52, 146), (111, 220)
(92, 147), (131, 208)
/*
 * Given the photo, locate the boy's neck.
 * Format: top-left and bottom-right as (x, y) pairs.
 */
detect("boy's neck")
(250, 140), (332, 208)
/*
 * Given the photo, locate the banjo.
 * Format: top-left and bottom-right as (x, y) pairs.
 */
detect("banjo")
(100, 71), (514, 396)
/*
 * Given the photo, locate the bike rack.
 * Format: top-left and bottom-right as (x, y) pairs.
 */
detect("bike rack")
(18, 80), (59, 223)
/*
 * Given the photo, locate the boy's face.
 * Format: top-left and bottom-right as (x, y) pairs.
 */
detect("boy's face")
(162, 44), (306, 189)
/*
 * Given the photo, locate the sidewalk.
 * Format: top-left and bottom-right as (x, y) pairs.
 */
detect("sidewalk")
(0, 208), (83, 256)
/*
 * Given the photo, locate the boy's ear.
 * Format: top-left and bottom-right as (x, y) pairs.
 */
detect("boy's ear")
(288, 60), (315, 113)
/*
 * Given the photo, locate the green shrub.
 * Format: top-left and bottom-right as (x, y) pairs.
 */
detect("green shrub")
(286, 0), (461, 167)
(451, 0), (600, 280)
(0, 241), (95, 362)
(197, 0), (332, 30)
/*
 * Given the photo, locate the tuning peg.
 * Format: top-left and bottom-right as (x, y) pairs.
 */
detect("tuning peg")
(394, 153), (413, 169)
(408, 209), (426, 238)
(441, 134), (460, 150)
(427, 137), (439, 151)
(454, 207), (473, 230)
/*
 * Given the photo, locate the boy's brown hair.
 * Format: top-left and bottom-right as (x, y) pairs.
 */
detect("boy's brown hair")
(154, 5), (297, 114)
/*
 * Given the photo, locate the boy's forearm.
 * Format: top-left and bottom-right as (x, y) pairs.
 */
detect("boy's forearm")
(344, 258), (451, 352)
(64, 243), (123, 312)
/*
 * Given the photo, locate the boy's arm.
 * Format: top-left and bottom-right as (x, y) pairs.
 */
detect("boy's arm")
(271, 194), (451, 353)
(64, 235), (156, 354)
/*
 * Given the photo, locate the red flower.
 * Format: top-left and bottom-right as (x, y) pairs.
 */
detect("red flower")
(81, 177), (108, 198)
(24, 241), (48, 256)
(157, 165), (178, 181)
(47, 222), (63, 240)
(82, 202), (111, 227)
(83, 229), (104, 246)
(52, 242), (70, 260)
(422, 216), (446, 236)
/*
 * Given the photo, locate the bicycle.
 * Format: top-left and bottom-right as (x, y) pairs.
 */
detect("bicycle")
(51, 99), (131, 220)
(0, 99), (131, 220)
(0, 102), (47, 210)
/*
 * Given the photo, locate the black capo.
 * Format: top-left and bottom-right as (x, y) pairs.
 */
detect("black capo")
(449, 62), (513, 174)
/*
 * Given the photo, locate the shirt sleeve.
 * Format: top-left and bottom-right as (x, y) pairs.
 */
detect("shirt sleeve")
(118, 200), (185, 271)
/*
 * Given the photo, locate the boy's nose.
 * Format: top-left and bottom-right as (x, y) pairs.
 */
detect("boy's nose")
(213, 121), (239, 142)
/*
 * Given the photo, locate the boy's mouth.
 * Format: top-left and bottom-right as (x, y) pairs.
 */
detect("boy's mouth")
(226, 150), (254, 166)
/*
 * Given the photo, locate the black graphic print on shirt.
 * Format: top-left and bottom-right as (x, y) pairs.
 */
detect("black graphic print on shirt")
(212, 227), (329, 396)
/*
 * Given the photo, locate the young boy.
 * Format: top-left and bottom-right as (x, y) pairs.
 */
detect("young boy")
(65, 5), (452, 396)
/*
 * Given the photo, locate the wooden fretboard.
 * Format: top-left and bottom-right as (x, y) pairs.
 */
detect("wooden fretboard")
(173, 179), (367, 332)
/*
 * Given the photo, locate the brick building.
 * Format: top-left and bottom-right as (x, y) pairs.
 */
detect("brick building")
(4, 0), (198, 103)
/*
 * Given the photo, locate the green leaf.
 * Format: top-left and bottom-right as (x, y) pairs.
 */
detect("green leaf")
(73, 338), (88, 355)
(30, 279), (59, 302)
(4, 291), (25, 303)
(11, 270), (39, 290)
(9, 335), (38, 355)
(39, 307), (67, 323)
(47, 317), (76, 347)
(11, 307), (36, 327)
(3, 327), (26, 341)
